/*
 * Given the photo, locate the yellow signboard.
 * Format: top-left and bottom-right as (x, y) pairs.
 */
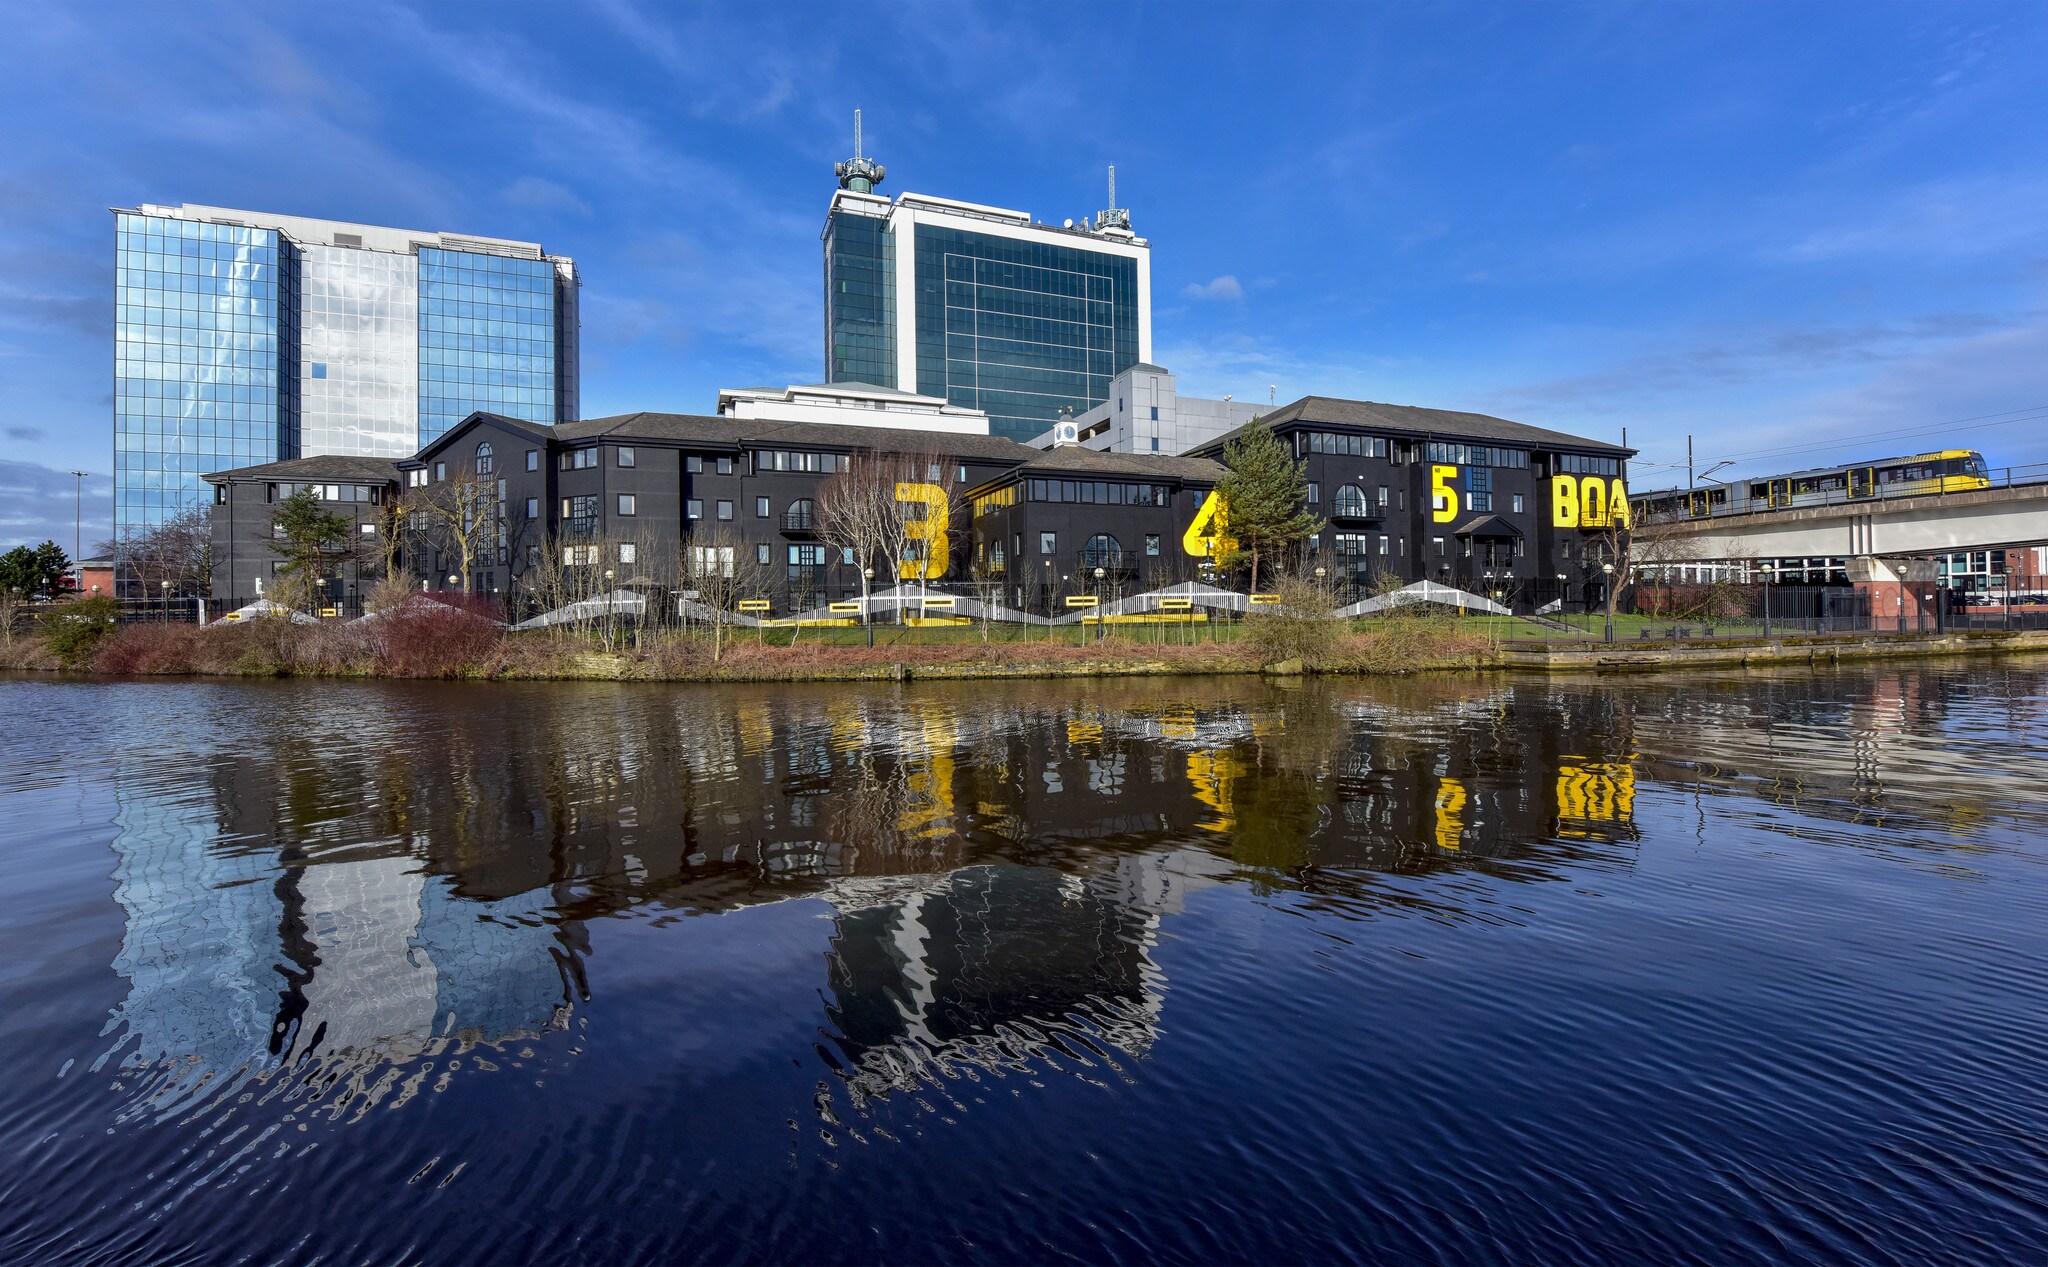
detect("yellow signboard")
(737, 599), (772, 612)
(1064, 594), (1099, 608)
(918, 595), (956, 610)
(1157, 596), (1193, 611)
(828, 601), (862, 614)
(1248, 593), (1281, 605)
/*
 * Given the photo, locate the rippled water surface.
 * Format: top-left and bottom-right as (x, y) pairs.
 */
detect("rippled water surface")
(3, 665), (2048, 1265)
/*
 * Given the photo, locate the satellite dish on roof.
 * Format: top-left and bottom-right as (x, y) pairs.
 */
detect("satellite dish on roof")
(1062, 218), (1074, 229)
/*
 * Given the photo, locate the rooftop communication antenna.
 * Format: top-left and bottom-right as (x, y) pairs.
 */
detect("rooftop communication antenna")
(835, 108), (886, 194)
(1096, 165), (1131, 231)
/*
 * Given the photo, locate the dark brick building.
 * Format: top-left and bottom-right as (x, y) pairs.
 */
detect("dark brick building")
(965, 447), (1226, 613)
(1189, 398), (1634, 610)
(205, 454), (402, 613)
(204, 395), (1630, 617)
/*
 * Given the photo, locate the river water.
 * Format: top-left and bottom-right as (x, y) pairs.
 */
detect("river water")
(2, 664), (2046, 1265)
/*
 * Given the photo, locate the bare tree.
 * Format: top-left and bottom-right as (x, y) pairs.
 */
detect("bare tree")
(403, 470), (497, 592)
(877, 449), (962, 623)
(683, 527), (771, 662)
(817, 458), (898, 626)
(122, 504), (213, 599)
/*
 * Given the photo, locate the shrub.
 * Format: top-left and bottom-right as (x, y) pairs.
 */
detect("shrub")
(370, 603), (504, 677)
(1244, 576), (1340, 668)
(41, 596), (119, 669)
(91, 623), (205, 674)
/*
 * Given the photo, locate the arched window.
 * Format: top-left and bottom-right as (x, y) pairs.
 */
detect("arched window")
(1082, 533), (1123, 569)
(784, 498), (816, 530)
(475, 442), (494, 475)
(1333, 484), (1368, 518)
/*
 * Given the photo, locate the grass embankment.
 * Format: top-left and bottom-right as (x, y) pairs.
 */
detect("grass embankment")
(0, 603), (1497, 683)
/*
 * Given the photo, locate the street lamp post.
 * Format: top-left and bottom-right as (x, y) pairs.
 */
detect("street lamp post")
(862, 566), (875, 646)
(69, 470), (87, 593)
(1044, 559), (1055, 643)
(1761, 563), (1773, 638)
(1601, 562), (1615, 643)
(1093, 566), (1106, 643)
(604, 568), (616, 649)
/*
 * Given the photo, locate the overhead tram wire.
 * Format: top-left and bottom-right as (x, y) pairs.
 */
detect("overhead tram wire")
(1629, 402), (2048, 485)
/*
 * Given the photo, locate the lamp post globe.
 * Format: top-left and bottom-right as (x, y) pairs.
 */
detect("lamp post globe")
(862, 567), (876, 645)
(1600, 563), (1616, 643)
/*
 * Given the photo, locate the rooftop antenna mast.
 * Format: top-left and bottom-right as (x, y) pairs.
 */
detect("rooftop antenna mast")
(835, 108), (886, 194)
(1096, 164), (1131, 231)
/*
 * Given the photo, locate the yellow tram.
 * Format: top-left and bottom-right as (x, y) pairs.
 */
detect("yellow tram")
(1634, 449), (1990, 520)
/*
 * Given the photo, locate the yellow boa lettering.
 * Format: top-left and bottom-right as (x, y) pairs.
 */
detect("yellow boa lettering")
(1579, 476), (1609, 528)
(1552, 475), (1579, 528)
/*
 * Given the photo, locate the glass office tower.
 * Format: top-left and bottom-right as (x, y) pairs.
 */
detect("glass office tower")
(914, 224), (1139, 441)
(823, 183), (1151, 445)
(417, 247), (562, 444)
(822, 207), (896, 386)
(299, 243), (416, 457)
(112, 204), (578, 545)
(113, 212), (295, 541)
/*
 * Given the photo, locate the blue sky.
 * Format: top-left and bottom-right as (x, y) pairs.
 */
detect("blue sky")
(3, 0), (2047, 551)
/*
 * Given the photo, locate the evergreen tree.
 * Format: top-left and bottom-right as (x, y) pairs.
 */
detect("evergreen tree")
(1215, 419), (1323, 595)
(270, 489), (353, 611)
(0, 540), (72, 598)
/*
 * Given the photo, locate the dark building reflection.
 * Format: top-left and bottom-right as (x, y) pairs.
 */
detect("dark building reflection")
(100, 665), (2026, 1127)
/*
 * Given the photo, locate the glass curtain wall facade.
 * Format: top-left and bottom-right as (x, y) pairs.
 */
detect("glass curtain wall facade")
(823, 209), (896, 386)
(299, 244), (418, 456)
(114, 213), (294, 543)
(913, 226), (1139, 444)
(417, 248), (559, 445)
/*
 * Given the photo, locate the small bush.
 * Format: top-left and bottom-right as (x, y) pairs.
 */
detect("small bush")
(41, 596), (120, 669)
(91, 623), (205, 674)
(1244, 576), (1341, 668)
(371, 604), (504, 677)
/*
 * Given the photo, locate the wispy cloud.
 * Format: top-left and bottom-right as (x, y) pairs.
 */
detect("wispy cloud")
(1182, 275), (1243, 302)
(0, 460), (110, 552)
(502, 176), (591, 218)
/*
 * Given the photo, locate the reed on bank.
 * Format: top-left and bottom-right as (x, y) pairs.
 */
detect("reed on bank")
(0, 595), (1496, 682)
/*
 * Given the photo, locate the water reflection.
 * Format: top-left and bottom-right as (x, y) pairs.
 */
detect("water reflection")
(72, 664), (2048, 1202)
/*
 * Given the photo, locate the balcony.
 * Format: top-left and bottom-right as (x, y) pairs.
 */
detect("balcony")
(781, 507), (818, 536)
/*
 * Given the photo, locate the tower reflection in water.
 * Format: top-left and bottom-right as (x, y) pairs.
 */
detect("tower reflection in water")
(94, 675), (1667, 1133)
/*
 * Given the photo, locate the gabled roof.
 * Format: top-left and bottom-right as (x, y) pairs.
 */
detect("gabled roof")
(203, 454), (402, 484)
(1193, 396), (1633, 458)
(1454, 513), (1523, 537)
(555, 412), (1039, 462)
(1008, 446), (1226, 483)
(407, 411), (556, 463)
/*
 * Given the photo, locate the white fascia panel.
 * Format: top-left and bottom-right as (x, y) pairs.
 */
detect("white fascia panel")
(1136, 250), (1152, 364)
(892, 205), (918, 392)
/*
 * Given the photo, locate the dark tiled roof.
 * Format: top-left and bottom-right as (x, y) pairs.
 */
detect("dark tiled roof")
(1009, 446), (1225, 483)
(203, 454), (402, 484)
(559, 412), (1040, 462)
(1454, 513), (1523, 537)
(409, 411), (557, 462)
(1193, 396), (1633, 458)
